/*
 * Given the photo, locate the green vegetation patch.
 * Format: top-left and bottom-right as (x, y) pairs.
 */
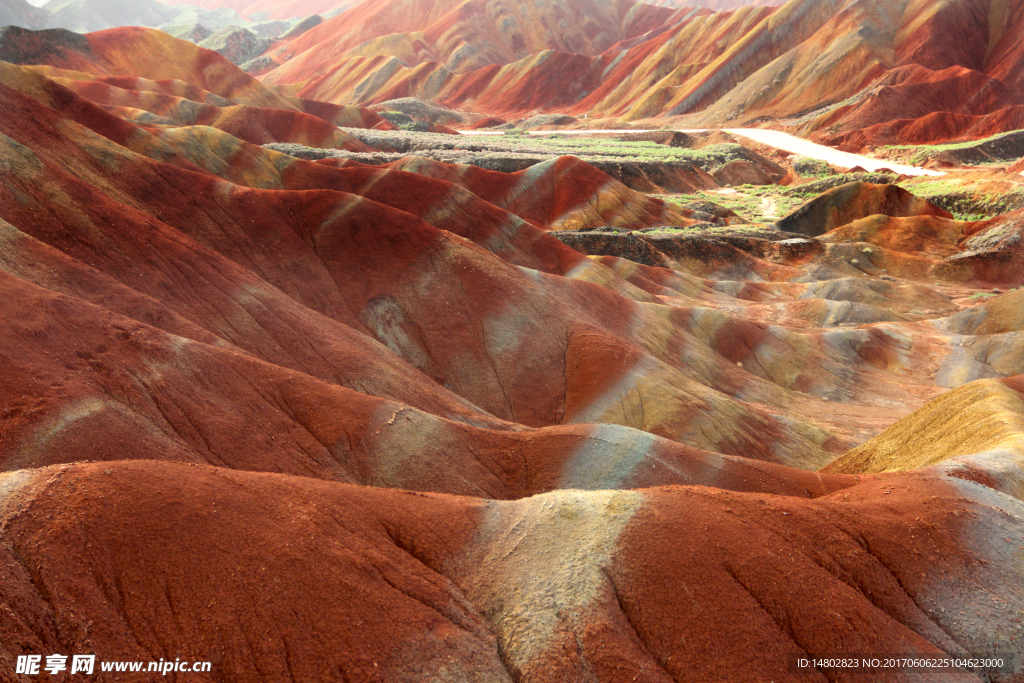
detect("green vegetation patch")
(883, 129), (1024, 165)
(786, 173), (897, 197)
(792, 156), (833, 177)
(658, 186), (806, 224)
(900, 181), (1024, 220)
(333, 129), (774, 168)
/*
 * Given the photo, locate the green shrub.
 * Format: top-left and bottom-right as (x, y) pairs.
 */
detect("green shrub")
(793, 157), (833, 177)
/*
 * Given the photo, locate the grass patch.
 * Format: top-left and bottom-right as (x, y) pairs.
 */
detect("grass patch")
(334, 129), (773, 169)
(657, 187), (806, 223)
(882, 129), (1024, 165)
(899, 180), (1024, 219)
(885, 129), (1024, 154)
(792, 157), (833, 177)
(898, 179), (967, 196)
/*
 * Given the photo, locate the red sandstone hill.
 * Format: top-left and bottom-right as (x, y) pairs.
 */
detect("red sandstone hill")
(254, 0), (1024, 150)
(0, 25), (395, 147)
(2, 460), (1021, 682)
(4, 33), (1024, 679)
(258, 0), (677, 80)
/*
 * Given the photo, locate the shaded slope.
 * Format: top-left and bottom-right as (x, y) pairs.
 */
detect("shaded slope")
(0, 26), (394, 145)
(942, 288), (1024, 336)
(824, 377), (1024, 475)
(818, 214), (969, 258)
(2, 264), (850, 497)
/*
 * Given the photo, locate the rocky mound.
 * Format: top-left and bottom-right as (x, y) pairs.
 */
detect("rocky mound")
(198, 26), (272, 65)
(787, 172), (897, 196)
(612, 131), (688, 147)
(552, 228), (830, 282)
(551, 229), (678, 268)
(278, 13), (322, 40)
(160, 21), (212, 42)
(929, 209), (1024, 287)
(818, 215), (968, 259)
(518, 113), (578, 129)
(371, 97), (465, 126)
(467, 115), (507, 129)
(588, 159), (722, 193)
(777, 181), (953, 237)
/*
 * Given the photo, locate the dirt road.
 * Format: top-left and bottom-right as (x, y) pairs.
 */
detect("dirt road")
(722, 129), (944, 177)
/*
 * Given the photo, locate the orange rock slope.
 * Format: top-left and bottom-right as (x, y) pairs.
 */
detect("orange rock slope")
(260, 0), (675, 77)
(0, 25), (394, 150)
(254, 0), (1024, 149)
(2, 37), (1024, 681)
(3, 461), (1022, 682)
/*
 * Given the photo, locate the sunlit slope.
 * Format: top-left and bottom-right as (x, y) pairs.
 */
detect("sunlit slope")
(824, 377), (1024, 479)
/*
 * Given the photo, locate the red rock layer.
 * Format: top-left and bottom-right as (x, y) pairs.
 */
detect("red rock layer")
(0, 462), (1020, 682)
(250, 0), (1024, 150)
(262, 0), (675, 78)
(1, 61), (873, 473)
(1, 42), (1024, 682)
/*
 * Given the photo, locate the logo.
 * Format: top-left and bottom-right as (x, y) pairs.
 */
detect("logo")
(16, 655), (95, 675)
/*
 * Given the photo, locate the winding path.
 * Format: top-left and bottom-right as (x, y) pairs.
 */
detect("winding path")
(720, 129), (943, 177)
